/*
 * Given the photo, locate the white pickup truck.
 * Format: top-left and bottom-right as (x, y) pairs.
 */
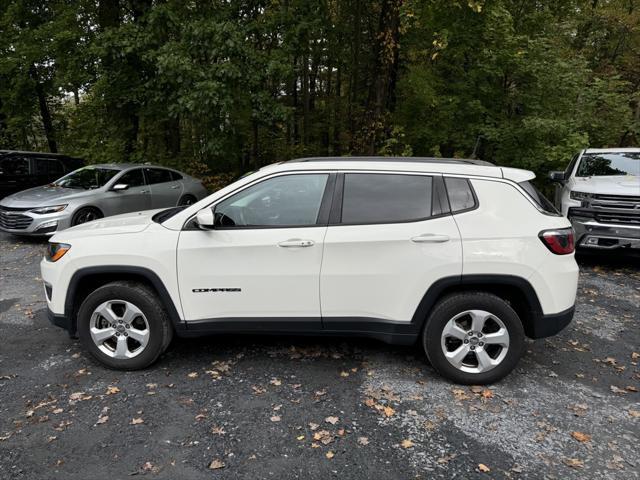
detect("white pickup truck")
(550, 148), (640, 250)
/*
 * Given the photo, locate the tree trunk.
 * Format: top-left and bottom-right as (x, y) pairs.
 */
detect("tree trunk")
(29, 66), (57, 153)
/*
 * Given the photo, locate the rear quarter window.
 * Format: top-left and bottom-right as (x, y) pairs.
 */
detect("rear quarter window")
(444, 177), (477, 212)
(518, 181), (559, 215)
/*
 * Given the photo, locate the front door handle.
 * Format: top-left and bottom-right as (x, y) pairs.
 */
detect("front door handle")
(171, 185), (180, 189)
(411, 234), (450, 243)
(141, 190), (150, 194)
(278, 239), (315, 248)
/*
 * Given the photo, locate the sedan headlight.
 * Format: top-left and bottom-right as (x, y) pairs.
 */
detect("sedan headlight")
(31, 204), (67, 214)
(47, 242), (71, 262)
(569, 191), (590, 201)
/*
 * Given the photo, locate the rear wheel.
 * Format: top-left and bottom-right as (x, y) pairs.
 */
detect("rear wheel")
(71, 207), (102, 226)
(77, 281), (173, 370)
(423, 292), (525, 384)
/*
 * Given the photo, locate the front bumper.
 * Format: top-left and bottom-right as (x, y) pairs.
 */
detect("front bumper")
(47, 307), (76, 336)
(569, 209), (640, 249)
(0, 208), (72, 236)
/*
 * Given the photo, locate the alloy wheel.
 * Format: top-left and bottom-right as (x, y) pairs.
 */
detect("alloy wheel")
(89, 300), (150, 359)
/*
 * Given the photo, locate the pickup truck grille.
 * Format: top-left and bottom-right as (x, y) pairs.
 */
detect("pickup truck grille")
(0, 206), (33, 230)
(595, 212), (640, 225)
(590, 194), (640, 210)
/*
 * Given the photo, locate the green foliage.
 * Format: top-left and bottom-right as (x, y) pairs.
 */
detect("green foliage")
(0, 0), (638, 179)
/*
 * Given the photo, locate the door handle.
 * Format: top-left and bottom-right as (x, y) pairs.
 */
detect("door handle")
(278, 239), (315, 248)
(171, 185), (180, 189)
(141, 190), (149, 194)
(411, 234), (450, 243)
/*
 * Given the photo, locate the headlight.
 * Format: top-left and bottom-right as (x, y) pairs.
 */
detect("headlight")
(47, 242), (71, 262)
(31, 204), (67, 214)
(569, 191), (590, 201)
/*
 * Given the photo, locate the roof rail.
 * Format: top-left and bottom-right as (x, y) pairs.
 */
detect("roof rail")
(287, 156), (494, 167)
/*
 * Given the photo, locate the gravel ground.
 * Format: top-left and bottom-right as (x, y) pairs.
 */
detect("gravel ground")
(0, 232), (638, 479)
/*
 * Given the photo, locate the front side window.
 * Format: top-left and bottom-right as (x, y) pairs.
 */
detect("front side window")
(144, 168), (173, 185)
(118, 169), (145, 187)
(341, 173), (433, 224)
(54, 167), (119, 189)
(576, 152), (640, 177)
(214, 174), (329, 227)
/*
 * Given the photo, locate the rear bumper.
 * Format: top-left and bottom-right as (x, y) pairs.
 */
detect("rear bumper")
(569, 209), (640, 250)
(528, 305), (574, 339)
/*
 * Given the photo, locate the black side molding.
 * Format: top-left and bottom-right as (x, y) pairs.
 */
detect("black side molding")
(529, 305), (574, 339)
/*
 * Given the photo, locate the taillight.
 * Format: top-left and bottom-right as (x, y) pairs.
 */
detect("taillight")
(539, 228), (575, 255)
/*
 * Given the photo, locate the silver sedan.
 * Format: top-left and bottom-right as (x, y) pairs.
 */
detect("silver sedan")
(0, 164), (208, 235)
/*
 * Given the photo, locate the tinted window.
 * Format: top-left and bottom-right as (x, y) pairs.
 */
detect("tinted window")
(576, 152), (640, 177)
(518, 181), (559, 215)
(118, 169), (145, 187)
(144, 168), (173, 184)
(445, 177), (476, 212)
(49, 159), (64, 176)
(341, 174), (432, 224)
(170, 171), (183, 181)
(35, 158), (49, 174)
(215, 174), (328, 227)
(0, 157), (29, 176)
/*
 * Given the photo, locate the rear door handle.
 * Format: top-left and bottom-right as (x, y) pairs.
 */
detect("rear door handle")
(411, 234), (450, 243)
(278, 239), (315, 248)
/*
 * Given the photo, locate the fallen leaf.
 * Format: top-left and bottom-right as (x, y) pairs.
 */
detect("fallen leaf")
(211, 426), (226, 435)
(325, 416), (339, 425)
(252, 385), (266, 395)
(437, 453), (457, 464)
(564, 458), (584, 469)
(309, 422), (319, 431)
(313, 430), (333, 445)
(187, 372), (198, 378)
(142, 462), (154, 471)
(357, 436), (369, 445)
(383, 406), (395, 417)
(130, 417), (144, 425)
(610, 385), (627, 395)
(325, 451), (335, 459)
(571, 431), (591, 443)
(632, 352), (639, 361)
(52, 408), (63, 415)
(478, 463), (490, 473)
(481, 389), (493, 399)
(270, 415), (281, 422)
(96, 415), (109, 425)
(340, 371), (350, 377)
(105, 386), (120, 395)
(209, 459), (225, 470)
(629, 409), (640, 418)
(626, 385), (638, 392)
(400, 439), (414, 449)
(296, 435), (305, 441)
(270, 378), (282, 386)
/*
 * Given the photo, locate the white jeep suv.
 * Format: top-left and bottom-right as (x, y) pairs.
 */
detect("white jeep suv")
(41, 157), (579, 384)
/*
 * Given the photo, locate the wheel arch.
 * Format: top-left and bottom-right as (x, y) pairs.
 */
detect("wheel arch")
(412, 275), (543, 339)
(64, 266), (184, 336)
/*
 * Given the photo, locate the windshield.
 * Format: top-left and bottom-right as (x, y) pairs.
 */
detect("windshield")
(576, 152), (640, 177)
(53, 167), (119, 189)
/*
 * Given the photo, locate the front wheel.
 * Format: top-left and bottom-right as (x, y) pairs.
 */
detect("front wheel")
(71, 207), (102, 226)
(423, 292), (525, 384)
(77, 281), (173, 370)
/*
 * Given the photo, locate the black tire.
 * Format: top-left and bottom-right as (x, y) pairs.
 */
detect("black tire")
(422, 292), (525, 385)
(178, 194), (196, 206)
(77, 281), (173, 370)
(71, 207), (103, 226)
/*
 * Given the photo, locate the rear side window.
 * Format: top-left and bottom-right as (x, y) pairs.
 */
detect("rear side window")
(144, 168), (173, 184)
(341, 173), (433, 224)
(0, 157), (29, 176)
(170, 171), (183, 181)
(518, 181), (559, 215)
(445, 177), (476, 212)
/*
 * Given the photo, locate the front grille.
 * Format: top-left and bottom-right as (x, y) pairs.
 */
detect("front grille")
(592, 193), (640, 203)
(0, 206), (33, 230)
(595, 212), (640, 225)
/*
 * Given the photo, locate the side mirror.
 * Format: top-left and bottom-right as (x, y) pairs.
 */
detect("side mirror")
(548, 171), (565, 183)
(112, 183), (129, 191)
(195, 209), (215, 230)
